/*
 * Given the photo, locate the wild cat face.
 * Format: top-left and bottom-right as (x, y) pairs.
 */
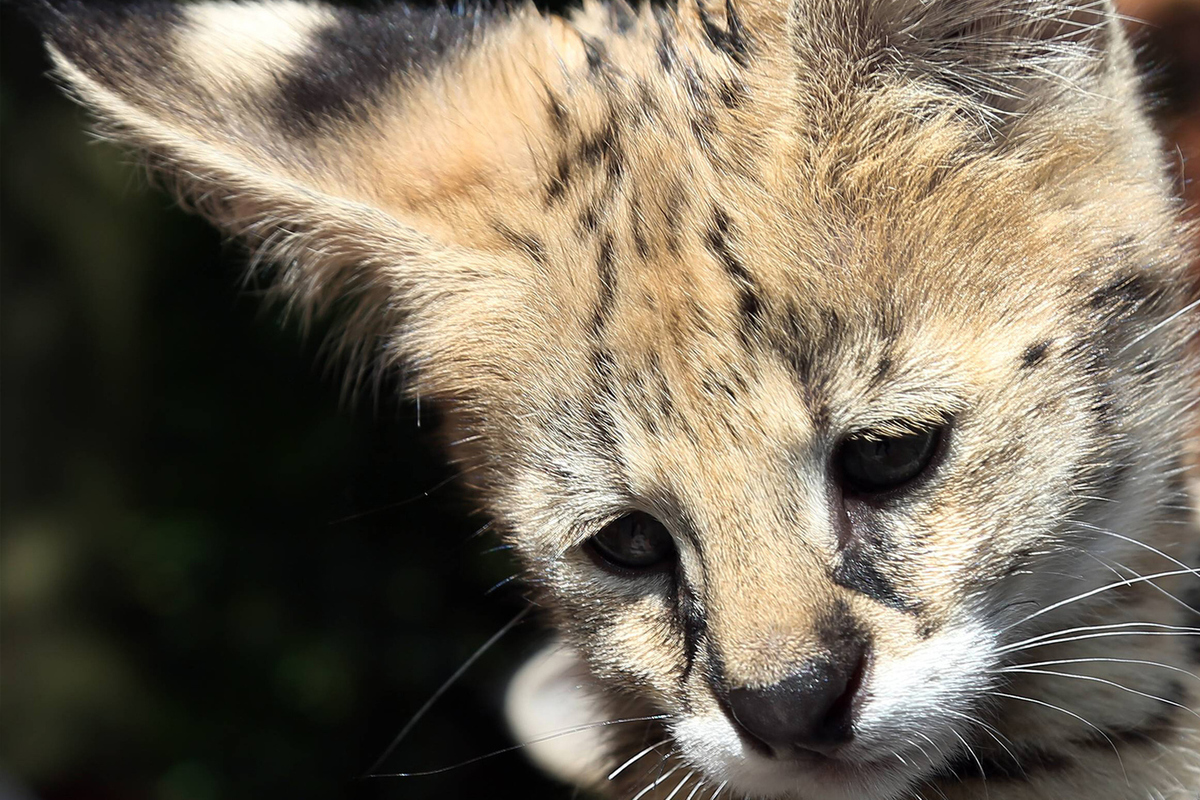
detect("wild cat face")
(39, 0), (1198, 797)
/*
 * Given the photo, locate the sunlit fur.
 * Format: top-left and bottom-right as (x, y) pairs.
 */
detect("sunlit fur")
(37, 0), (1200, 797)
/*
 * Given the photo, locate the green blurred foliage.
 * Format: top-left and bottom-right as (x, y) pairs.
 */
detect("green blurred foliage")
(1, 5), (564, 799)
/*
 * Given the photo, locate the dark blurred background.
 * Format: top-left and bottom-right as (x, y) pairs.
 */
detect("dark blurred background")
(2, 2), (1198, 800)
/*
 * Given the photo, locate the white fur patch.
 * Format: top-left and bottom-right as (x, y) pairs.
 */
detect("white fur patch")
(182, 1), (334, 92)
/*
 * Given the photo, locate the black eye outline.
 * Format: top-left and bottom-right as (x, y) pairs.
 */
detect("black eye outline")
(584, 511), (677, 576)
(835, 424), (945, 496)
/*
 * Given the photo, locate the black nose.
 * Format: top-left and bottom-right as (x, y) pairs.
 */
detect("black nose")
(725, 644), (868, 755)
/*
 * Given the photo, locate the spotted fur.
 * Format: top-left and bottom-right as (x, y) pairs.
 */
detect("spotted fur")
(35, 0), (1200, 797)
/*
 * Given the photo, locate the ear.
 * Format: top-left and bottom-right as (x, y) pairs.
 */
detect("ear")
(36, 0), (592, 395)
(797, 0), (1129, 123)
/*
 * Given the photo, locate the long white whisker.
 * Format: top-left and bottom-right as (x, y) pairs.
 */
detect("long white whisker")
(663, 771), (695, 800)
(632, 764), (683, 800)
(989, 692), (1127, 784)
(1000, 628), (1200, 655)
(609, 739), (672, 781)
(1000, 668), (1200, 719)
(1117, 295), (1200, 355)
(363, 605), (532, 776)
(996, 657), (1200, 684)
(999, 621), (1200, 654)
(1003, 570), (1200, 631)
(370, 714), (671, 778)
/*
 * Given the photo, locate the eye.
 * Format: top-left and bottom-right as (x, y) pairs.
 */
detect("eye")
(836, 426), (943, 494)
(586, 512), (676, 574)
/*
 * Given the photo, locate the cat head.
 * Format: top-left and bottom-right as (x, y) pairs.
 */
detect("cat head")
(39, 0), (1198, 796)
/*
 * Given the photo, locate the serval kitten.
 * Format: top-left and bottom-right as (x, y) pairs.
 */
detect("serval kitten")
(35, 0), (1200, 797)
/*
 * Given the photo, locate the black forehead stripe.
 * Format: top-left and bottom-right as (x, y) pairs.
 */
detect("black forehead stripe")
(591, 234), (618, 335)
(41, 1), (186, 91)
(705, 208), (764, 335)
(276, 4), (492, 134)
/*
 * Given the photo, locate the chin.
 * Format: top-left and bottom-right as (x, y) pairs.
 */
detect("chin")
(671, 712), (927, 800)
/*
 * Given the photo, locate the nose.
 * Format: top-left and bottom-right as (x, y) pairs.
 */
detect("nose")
(725, 641), (869, 756)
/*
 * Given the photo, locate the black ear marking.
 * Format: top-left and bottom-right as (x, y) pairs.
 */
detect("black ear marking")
(277, 5), (493, 135)
(705, 207), (763, 340)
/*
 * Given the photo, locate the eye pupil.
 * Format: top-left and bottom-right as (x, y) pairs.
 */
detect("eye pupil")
(588, 512), (676, 573)
(836, 426), (942, 494)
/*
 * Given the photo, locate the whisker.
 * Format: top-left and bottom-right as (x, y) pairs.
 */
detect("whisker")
(632, 764), (683, 800)
(609, 739), (672, 781)
(999, 621), (1200, 655)
(996, 657), (1200, 684)
(1000, 627), (1200, 656)
(368, 714), (671, 778)
(1000, 668), (1200, 719)
(988, 691), (1127, 784)
(941, 708), (1023, 775)
(663, 770), (696, 800)
(362, 604), (532, 776)
(1003, 570), (1200, 632)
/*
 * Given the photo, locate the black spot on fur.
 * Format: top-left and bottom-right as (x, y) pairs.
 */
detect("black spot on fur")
(545, 88), (569, 135)
(1088, 272), (1157, 314)
(277, 5), (491, 133)
(705, 208), (763, 338)
(545, 154), (572, 204)
(1020, 339), (1052, 368)
(696, 0), (750, 66)
(581, 36), (607, 75)
(492, 222), (549, 271)
(871, 356), (894, 387)
(577, 203), (600, 236)
(577, 114), (625, 182)
(717, 78), (747, 109)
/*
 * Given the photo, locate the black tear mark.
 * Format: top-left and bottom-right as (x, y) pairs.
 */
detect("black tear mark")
(832, 503), (922, 614)
(674, 581), (708, 683)
(1020, 339), (1052, 368)
(696, 0), (750, 66)
(277, 5), (491, 134)
(705, 208), (763, 339)
(591, 234), (618, 335)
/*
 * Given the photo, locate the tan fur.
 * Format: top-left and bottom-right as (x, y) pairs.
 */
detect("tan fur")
(39, 0), (1200, 797)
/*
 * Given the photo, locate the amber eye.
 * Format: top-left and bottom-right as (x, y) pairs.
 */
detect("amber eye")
(587, 512), (676, 573)
(836, 426), (942, 494)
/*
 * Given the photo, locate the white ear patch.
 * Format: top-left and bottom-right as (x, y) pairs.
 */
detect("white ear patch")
(504, 640), (612, 788)
(183, 1), (336, 92)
